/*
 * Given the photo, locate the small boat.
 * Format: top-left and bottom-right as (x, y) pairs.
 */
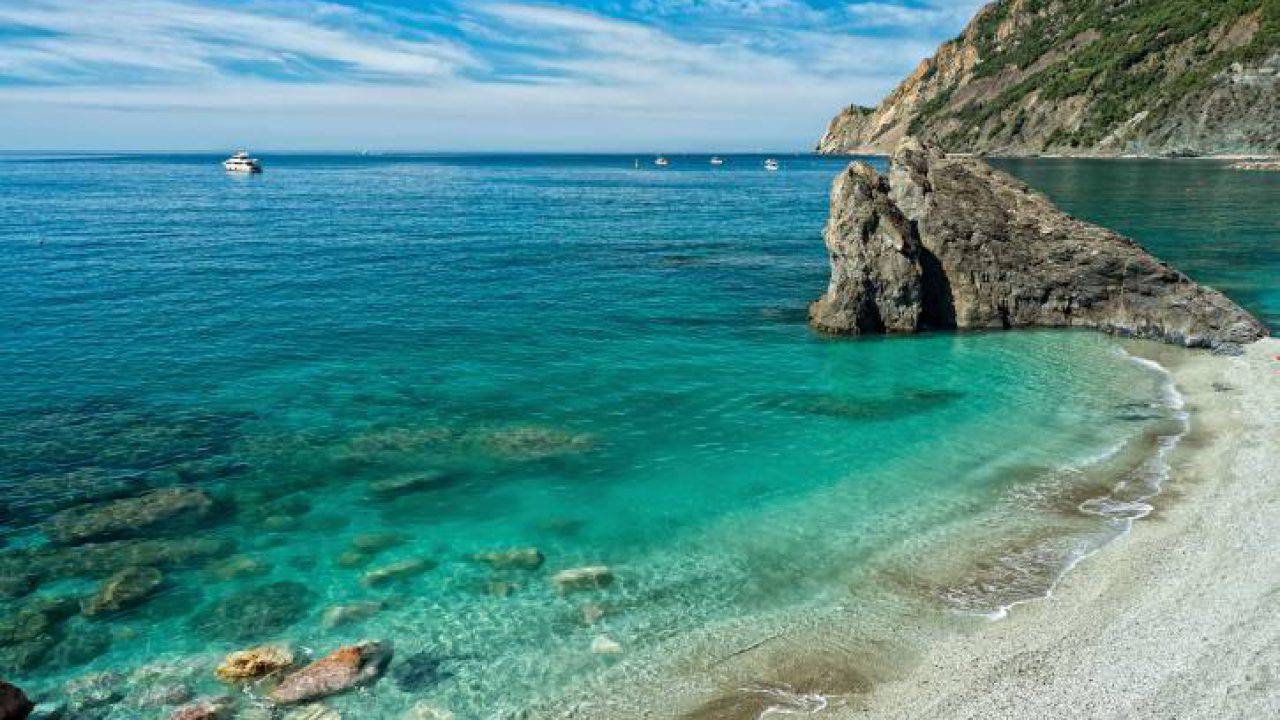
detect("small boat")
(654, 156), (670, 167)
(223, 151), (262, 173)
(763, 158), (780, 171)
(709, 156), (724, 166)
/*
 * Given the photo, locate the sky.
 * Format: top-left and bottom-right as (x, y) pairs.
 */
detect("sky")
(0, 0), (985, 152)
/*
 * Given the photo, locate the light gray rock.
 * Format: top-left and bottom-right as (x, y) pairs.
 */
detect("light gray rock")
(810, 138), (1269, 350)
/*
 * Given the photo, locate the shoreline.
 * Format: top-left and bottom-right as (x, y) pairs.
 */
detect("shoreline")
(538, 338), (1278, 719)
(833, 337), (1280, 719)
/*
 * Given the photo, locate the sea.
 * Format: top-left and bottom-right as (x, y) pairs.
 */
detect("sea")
(1, 153), (1275, 718)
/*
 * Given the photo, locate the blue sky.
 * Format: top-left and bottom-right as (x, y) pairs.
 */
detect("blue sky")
(0, 0), (984, 151)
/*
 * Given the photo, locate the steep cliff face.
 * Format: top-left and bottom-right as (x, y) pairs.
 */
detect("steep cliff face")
(810, 138), (1269, 348)
(817, 0), (1280, 156)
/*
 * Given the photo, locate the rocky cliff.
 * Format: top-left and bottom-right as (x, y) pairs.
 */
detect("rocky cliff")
(809, 138), (1269, 348)
(818, 0), (1280, 156)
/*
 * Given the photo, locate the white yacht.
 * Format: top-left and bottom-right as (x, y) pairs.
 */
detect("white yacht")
(654, 156), (670, 167)
(763, 158), (780, 171)
(223, 151), (262, 173)
(709, 156), (724, 166)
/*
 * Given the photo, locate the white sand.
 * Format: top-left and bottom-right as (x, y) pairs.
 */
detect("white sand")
(842, 338), (1280, 719)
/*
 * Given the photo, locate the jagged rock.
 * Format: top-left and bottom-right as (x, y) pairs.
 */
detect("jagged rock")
(0, 681), (34, 720)
(190, 581), (313, 641)
(269, 640), (392, 705)
(810, 138), (1269, 349)
(168, 695), (233, 720)
(551, 566), (614, 592)
(361, 559), (435, 587)
(470, 547), (544, 570)
(82, 566), (163, 616)
(214, 644), (295, 682)
(43, 488), (213, 545)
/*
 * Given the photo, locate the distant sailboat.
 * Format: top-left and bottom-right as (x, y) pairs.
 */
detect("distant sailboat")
(709, 156), (724, 166)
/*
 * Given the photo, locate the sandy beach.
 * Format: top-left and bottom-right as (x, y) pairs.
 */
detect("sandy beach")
(839, 337), (1280, 719)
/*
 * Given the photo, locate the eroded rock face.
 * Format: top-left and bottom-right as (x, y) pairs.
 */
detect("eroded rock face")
(214, 644), (294, 682)
(269, 641), (392, 705)
(810, 138), (1269, 349)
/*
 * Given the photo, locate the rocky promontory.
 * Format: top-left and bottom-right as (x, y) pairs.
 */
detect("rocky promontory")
(809, 138), (1268, 349)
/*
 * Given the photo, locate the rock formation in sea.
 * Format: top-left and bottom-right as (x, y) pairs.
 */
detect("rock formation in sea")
(809, 138), (1269, 349)
(817, 0), (1279, 156)
(269, 640), (392, 704)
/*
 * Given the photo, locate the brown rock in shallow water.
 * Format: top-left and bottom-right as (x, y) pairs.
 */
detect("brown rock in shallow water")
(44, 488), (213, 544)
(810, 138), (1269, 349)
(214, 644), (294, 682)
(269, 640), (392, 705)
(361, 559), (435, 587)
(82, 566), (163, 616)
(0, 681), (34, 720)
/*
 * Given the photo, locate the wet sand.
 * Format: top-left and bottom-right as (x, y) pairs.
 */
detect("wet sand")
(836, 338), (1280, 719)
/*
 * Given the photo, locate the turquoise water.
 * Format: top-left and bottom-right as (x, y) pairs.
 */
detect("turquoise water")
(0, 154), (1242, 717)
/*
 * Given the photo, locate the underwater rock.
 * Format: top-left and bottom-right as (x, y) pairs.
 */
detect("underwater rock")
(590, 635), (622, 655)
(466, 426), (595, 459)
(9, 536), (235, 582)
(349, 533), (404, 554)
(390, 651), (454, 693)
(321, 602), (383, 629)
(214, 644), (295, 682)
(0, 596), (79, 647)
(402, 702), (454, 720)
(168, 695), (233, 720)
(44, 623), (112, 670)
(44, 488), (214, 545)
(810, 137), (1269, 348)
(132, 682), (193, 709)
(478, 580), (520, 598)
(368, 471), (453, 498)
(7, 467), (150, 522)
(470, 547), (544, 570)
(269, 640), (392, 705)
(0, 681), (33, 720)
(552, 566), (614, 592)
(65, 672), (125, 711)
(282, 706), (341, 720)
(578, 601), (612, 626)
(361, 559), (435, 587)
(336, 551), (372, 568)
(190, 581), (313, 642)
(0, 574), (36, 600)
(82, 566), (163, 616)
(204, 554), (270, 581)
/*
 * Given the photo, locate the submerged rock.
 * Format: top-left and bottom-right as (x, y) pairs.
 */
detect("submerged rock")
(470, 547), (544, 570)
(590, 635), (622, 655)
(809, 138), (1269, 349)
(169, 695), (233, 720)
(214, 644), (295, 682)
(282, 706), (340, 720)
(361, 559), (435, 587)
(44, 488), (214, 545)
(204, 554), (270, 581)
(552, 566), (614, 592)
(349, 532), (405, 554)
(402, 702), (454, 720)
(321, 602), (383, 629)
(390, 651), (454, 692)
(0, 574), (37, 600)
(0, 681), (34, 720)
(64, 672), (125, 711)
(82, 566), (163, 616)
(44, 623), (112, 670)
(269, 640), (392, 705)
(190, 582), (313, 642)
(368, 471), (453, 497)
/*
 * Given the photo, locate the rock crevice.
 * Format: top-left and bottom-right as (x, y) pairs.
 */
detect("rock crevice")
(810, 138), (1269, 349)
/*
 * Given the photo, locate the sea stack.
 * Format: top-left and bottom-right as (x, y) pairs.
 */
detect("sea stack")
(809, 138), (1269, 349)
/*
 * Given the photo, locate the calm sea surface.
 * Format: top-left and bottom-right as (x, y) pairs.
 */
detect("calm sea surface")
(0, 154), (1269, 717)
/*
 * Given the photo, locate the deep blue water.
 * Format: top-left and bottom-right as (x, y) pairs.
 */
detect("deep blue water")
(0, 153), (1250, 717)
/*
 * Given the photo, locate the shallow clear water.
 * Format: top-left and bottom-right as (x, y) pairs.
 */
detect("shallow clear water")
(0, 154), (1245, 717)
